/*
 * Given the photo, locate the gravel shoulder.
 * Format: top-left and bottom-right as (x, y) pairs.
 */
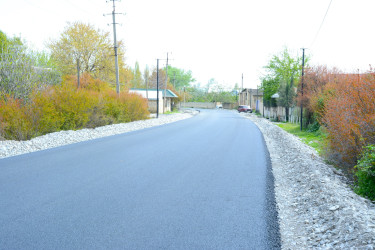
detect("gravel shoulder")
(0, 112), (195, 159)
(244, 113), (375, 249)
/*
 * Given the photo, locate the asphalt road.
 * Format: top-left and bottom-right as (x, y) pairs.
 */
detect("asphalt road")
(0, 109), (280, 249)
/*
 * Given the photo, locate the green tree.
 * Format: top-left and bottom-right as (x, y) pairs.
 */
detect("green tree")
(262, 47), (306, 121)
(167, 66), (195, 90)
(261, 77), (278, 107)
(143, 65), (150, 89)
(0, 30), (8, 51)
(0, 31), (60, 100)
(0, 30), (22, 51)
(187, 79), (236, 103)
(131, 61), (143, 88)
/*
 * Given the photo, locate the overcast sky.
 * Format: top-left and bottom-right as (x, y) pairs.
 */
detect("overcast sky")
(1, 0), (374, 89)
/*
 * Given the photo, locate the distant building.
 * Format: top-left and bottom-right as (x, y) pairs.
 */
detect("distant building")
(129, 88), (178, 113)
(238, 88), (264, 113)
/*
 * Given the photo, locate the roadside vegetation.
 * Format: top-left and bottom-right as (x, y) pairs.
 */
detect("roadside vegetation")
(261, 48), (375, 200)
(0, 73), (149, 141)
(276, 122), (327, 155)
(1, 22), (237, 142)
(0, 24), (150, 141)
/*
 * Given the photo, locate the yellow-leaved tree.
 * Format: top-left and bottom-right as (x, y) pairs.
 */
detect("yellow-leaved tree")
(47, 22), (132, 87)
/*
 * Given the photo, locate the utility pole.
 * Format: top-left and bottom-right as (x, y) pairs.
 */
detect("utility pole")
(105, 0), (122, 95)
(262, 92), (265, 117)
(156, 59), (160, 118)
(184, 87), (186, 107)
(164, 53), (169, 113)
(241, 73), (243, 91)
(241, 73), (243, 105)
(173, 71), (176, 89)
(256, 85), (259, 112)
(300, 48), (306, 131)
(145, 67), (149, 100)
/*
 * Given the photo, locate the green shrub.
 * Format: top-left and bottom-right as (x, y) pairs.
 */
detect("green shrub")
(307, 121), (320, 132)
(355, 144), (375, 200)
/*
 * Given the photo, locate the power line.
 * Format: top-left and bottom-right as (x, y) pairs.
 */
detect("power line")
(65, 0), (97, 17)
(310, 0), (333, 48)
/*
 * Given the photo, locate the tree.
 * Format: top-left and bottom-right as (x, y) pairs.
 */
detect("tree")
(131, 61), (143, 88)
(262, 47), (306, 121)
(167, 66), (195, 90)
(143, 65), (150, 89)
(261, 77), (278, 107)
(0, 30), (22, 51)
(0, 31), (60, 100)
(149, 68), (168, 89)
(47, 22), (127, 84)
(187, 79), (236, 103)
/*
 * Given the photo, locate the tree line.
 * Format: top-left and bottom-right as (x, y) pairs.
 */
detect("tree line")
(0, 23), (151, 141)
(0, 21), (238, 141)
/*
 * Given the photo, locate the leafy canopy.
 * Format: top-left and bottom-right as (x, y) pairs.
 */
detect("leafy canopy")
(167, 66), (195, 90)
(47, 22), (127, 84)
(261, 47), (307, 107)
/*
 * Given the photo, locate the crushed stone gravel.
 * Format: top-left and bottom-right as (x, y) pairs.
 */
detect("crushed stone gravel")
(0, 112), (194, 159)
(244, 113), (375, 249)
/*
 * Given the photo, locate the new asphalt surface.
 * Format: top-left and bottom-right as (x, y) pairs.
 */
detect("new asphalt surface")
(0, 109), (280, 249)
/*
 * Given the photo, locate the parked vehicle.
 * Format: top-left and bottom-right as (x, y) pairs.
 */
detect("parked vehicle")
(238, 105), (252, 113)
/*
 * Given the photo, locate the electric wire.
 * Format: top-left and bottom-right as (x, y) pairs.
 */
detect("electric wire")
(310, 0), (333, 48)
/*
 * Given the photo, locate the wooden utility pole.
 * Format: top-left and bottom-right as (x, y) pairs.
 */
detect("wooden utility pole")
(164, 53), (168, 113)
(300, 48), (306, 131)
(105, 0), (122, 95)
(240, 73), (243, 105)
(156, 59), (159, 118)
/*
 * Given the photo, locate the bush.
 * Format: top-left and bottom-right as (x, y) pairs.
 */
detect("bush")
(0, 74), (150, 140)
(29, 89), (63, 136)
(355, 144), (375, 200)
(322, 70), (375, 171)
(307, 120), (320, 132)
(0, 97), (32, 140)
(50, 83), (96, 130)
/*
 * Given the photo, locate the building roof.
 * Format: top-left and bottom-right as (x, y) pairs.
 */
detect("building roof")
(129, 88), (178, 100)
(239, 88), (264, 95)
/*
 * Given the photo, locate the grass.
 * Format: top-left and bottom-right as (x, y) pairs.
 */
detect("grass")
(164, 110), (180, 115)
(276, 122), (327, 155)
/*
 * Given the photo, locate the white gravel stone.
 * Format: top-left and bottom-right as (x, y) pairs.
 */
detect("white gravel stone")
(0, 112), (195, 159)
(244, 113), (375, 250)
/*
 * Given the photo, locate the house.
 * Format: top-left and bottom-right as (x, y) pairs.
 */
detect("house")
(238, 88), (264, 113)
(129, 88), (178, 114)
